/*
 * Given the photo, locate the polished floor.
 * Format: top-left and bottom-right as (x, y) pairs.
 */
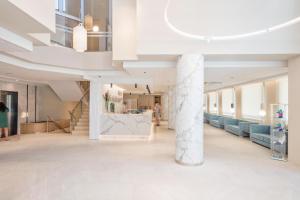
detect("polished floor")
(0, 123), (300, 200)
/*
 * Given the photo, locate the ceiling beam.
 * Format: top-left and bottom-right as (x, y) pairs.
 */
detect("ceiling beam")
(123, 60), (288, 69)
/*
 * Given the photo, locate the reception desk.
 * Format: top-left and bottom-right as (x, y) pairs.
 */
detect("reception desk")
(99, 111), (154, 140)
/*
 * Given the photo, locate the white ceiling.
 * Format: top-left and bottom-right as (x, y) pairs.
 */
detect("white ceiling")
(0, 62), (82, 83)
(204, 67), (287, 91)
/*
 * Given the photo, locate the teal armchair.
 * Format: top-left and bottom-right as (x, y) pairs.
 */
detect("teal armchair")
(250, 124), (271, 148)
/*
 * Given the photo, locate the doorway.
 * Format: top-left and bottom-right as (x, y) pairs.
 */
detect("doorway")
(0, 91), (18, 136)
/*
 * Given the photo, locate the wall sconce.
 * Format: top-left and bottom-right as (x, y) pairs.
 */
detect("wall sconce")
(259, 103), (266, 117)
(230, 103), (235, 113)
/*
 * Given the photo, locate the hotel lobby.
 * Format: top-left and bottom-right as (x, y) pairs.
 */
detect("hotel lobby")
(0, 0), (300, 199)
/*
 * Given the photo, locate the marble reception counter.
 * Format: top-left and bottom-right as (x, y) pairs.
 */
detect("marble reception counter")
(99, 111), (154, 140)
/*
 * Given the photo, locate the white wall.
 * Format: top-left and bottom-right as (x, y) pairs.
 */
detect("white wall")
(48, 81), (82, 101)
(8, 0), (55, 32)
(288, 56), (300, 166)
(112, 0), (137, 60)
(277, 76), (288, 104)
(37, 85), (77, 121)
(161, 93), (168, 120)
(168, 86), (176, 129)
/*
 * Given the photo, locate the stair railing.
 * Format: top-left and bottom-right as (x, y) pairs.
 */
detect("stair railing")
(69, 88), (90, 132)
(47, 116), (70, 133)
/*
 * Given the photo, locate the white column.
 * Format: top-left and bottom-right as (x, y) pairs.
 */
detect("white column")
(175, 54), (204, 165)
(288, 56), (300, 165)
(89, 78), (103, 140)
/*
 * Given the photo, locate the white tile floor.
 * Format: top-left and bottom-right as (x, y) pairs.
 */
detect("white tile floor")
(0, 123), (300, 200)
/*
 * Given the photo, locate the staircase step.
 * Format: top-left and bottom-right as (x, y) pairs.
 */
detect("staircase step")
(72, 130), (88, 135)
(77, 122), (89, 126)
(75, 126), (89, 131)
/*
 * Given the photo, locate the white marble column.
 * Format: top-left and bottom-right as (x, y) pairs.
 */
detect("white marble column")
(175, 54), (204, 165)
(89, 78), (103, 140)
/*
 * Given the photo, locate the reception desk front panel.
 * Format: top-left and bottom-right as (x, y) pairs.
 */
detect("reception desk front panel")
(99, 111), (153, 140)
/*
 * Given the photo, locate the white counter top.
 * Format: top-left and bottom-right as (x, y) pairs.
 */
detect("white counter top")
(99, 111), (154, 140)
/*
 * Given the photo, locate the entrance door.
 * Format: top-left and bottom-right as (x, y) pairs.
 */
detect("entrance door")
(0, 91), (18, 136)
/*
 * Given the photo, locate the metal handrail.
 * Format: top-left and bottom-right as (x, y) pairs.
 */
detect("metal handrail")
(47, 116), (70, 133)
(69, 84), (90, 132)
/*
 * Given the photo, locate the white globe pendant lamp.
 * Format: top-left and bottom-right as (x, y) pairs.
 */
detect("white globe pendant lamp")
(73, 23), (87, 52)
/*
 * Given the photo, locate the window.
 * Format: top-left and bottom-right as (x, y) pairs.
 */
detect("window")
(222, 88), (235, 116)
(241, 83), (263, 119)
(55, 0), (59, 10)
(277, 76), (288, 104)
(203, 94), (207, 112)
(209, 92), (218, 114)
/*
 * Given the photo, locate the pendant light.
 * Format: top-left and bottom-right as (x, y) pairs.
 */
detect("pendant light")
(230, 88), (235, 114)
(73, 23), (87, 52)
(259, 82), (266, 117)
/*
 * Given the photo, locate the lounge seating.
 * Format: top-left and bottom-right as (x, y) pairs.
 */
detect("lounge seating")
(224, 118), (241, 136)
(218, 116), (225, 129)
(250, 124), (271, 148)
(224, 118), (258, 137)
(239, 122), (258, 137)
(204, 112), (210, 123)
(209, 115), (222, 128)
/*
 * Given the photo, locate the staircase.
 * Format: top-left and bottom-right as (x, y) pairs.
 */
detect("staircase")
(69, 81), (90, 136)
(72, 106), (89, 135)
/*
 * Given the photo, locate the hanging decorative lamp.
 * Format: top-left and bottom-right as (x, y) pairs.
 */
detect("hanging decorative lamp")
(73, 23), (87, 52)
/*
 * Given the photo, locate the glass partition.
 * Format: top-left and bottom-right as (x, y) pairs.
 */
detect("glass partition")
(52, 0), (112, 51)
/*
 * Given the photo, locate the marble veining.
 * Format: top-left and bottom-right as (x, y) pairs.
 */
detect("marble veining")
(175, 54), (204, 165)
(100, 112), (153, 139)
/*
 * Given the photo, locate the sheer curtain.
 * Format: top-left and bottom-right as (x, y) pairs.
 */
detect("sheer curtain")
(222, 88), (235, 116)
(241, 83), (263, 119)
(203, 94), (207, 112)
(209, 92), (218, 114)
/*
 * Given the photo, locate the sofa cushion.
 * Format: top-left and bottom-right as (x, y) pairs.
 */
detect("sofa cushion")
(211, 120), (219, 124)
(228, 125), (239, 131)
(252, 133), (270, 143)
